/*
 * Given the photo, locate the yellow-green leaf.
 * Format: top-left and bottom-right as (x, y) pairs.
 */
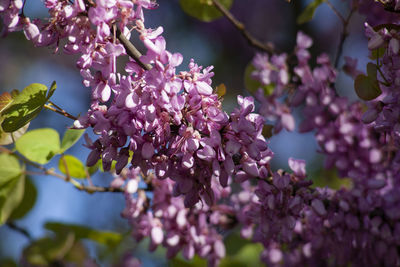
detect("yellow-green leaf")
(60, 129), (85, 153)
(58, 155), (87, 179)
(1, 83), (51, 132)
(216, 83), (227, 98)
(0, 153), (22, 181)
(15, 128), (60, 164)
(0, 91), (30, 145)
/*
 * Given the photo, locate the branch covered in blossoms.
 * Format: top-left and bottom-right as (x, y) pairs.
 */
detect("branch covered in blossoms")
(0, 0), (400, 266)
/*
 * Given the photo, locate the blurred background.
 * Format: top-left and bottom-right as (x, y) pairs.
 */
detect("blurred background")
(0, 0), (370, 265)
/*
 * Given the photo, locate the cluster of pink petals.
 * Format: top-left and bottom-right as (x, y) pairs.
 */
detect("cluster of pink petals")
(2, 0), (400, 266)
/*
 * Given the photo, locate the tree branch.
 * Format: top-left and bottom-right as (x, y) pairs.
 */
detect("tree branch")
(325, 0), (345, 24)
(115, 26), (152, 71)
(61, 154), (71, 181)
(334, 7), (356, 68)
(0, 147), (126, 194)
(27, 168), (125, 194)
(72, 183), (125, 193)
(44, 103), (78, 121)
(6, 221), (32, 241)
(211, 0), (275, 54)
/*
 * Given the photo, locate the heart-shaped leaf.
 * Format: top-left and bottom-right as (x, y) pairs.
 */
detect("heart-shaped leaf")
(354, 63), (382, 101)
(60, 129), (85, 153)
(1, 82), (56, 132)
(15, 128), (60, 164)
(0, 153), (25, 224)
(58, 155), (87, 179)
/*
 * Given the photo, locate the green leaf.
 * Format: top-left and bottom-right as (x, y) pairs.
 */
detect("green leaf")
(354, 75), (381, 100)
(297, 0), (324, 24)
(23, 232), (76, 266)
(45, 222), (123, 248)
(262, 124), (274, 138)
(87, 161), (100, 175)
(220, 243), (264, 267)
(179, 0), (233, 22)
(0, 153), (24, 224)
(310, 168), (352, 190)
(99, 159), (117, 172)
(354, 63), (382, 101)
(366, 62), (378, 78)
(224, 232), (252, 256)
(244, 64), (262, 93)
(1, 83), (53, 132)
(0, 172), (25, 225)
(15, 128), (60, 164)
(9, 177), (37, 220)
(47, 81), (57, 99)
(58, 155), (87, 179)
(215, 83), (226, 98)
(0, 91), (30, 145)
(0, 153), (22, 181)
(60, 129), (85, 153)
(170, 255), (207, 267)
(64, 241), (89, 265)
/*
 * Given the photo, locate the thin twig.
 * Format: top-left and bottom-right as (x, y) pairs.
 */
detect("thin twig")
(48, 100), (63, 111)
(44, 104), (78, 121)
(325, 0), (345, 24)
(211, 0), (275, 54)
(334, 7), (356, 68)
(377, 64), (391, 85)
(48, 100), (74, 116)
(26, 169), (125, 193)
(25, 170), (66, 180)
(115, 26), (152, 71)
(73, 183), (125, 193)
(6, 222), (32, 241)
(375, 51), (391, 85)
(1, 147), (125, 194)
(0, 147), (45, 171)
(61, 154), (71, 181)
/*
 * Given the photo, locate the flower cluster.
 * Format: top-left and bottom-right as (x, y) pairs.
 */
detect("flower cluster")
(2, 0), (400, 266)
(356, 0), (400, 26)
(251, 52), (294, 134)
(247, 27), (400, 265)
(2, 0), (273, 264)
(122, 175), (231, 266)
(362, 24), (400, 149)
